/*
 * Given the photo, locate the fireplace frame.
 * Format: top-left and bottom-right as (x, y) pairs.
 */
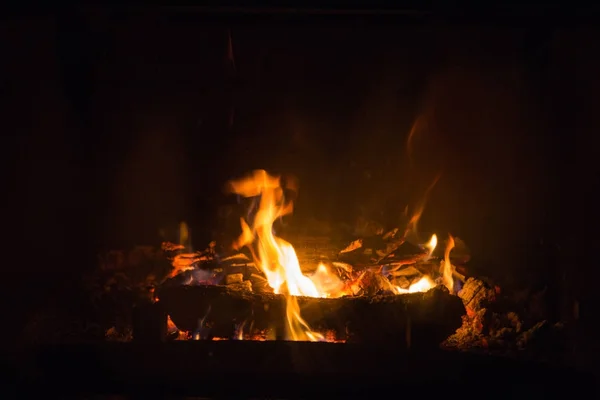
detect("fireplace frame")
(10, 341), (595, 398)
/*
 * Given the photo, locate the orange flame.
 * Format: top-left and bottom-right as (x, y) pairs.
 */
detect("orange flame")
(224, 170), (456, 340)
(441, 234), (456, 293)
(228, 170), (327, 341)
(424, 233), (438, 259)
(396, 275), (436, 294)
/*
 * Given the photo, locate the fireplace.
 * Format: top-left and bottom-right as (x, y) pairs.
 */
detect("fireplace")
(6, 3), (600, 398)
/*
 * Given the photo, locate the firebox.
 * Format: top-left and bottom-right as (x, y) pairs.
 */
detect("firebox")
(8, 3), (600, 398)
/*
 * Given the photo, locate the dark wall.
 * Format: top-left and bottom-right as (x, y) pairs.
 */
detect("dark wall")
(2, 17), (77, 342)
(4, 11), (600, 326)
(545, 29), (600, 313)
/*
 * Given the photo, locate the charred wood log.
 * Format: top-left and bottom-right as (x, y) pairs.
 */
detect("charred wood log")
(157, 285), (465, 348)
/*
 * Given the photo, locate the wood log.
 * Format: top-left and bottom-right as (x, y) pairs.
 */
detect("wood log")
(157, 284), (465, 348)
(459, 277), (497, 311)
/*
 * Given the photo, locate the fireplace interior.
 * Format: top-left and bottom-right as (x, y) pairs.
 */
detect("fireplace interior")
(4, 3), (600, 398)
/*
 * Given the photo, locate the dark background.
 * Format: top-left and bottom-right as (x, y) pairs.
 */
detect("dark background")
(3, 5), (600, 346)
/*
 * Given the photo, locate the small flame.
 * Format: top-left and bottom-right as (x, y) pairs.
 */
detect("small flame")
(234, 319), (247, 340)
(396, 276), (435, 294)
(285, 296), (324, 341)
(167, 315), (178, 334)
(441, 235), (456, 293)
(424, 233), (438, 258)
(193, 305), (212, 340)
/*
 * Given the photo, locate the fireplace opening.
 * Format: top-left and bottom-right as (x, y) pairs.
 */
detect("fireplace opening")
(5, 3), (600, 398)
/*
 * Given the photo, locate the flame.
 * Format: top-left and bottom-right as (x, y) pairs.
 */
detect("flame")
(228, 170), (325, 341)
(234, 319), (247, 340)
(396, 276), (435, 294)
(310, 263), (349, 298)
(286, 296), (324, 341)
(167, 315), (178, 334)
(385, 234), (438, 295)
(424, 233), (438, 258)
(441, 235), (456, 293)
(223, 169), (457, 340)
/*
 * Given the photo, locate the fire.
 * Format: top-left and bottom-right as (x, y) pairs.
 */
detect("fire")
(228, 170), (321, 298)
(228, 170), (328, 340)
(224, 169), (457, 341)
(424, 233), (438, 258)
(227, 170), (451, 340)
(441, 235), (456, 293)
(310, 263), (349, 298)
(391, 233), (438, 294)
(396, 275), (435, 294)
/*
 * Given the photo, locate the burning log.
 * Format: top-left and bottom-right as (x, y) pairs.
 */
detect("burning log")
(157, 285), (465, 348)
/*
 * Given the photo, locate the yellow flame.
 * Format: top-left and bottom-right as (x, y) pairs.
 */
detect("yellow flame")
(286, 296), (324, 341)
(441, 235), (455, 293)
(226, 169), (447, 340)
(396, 276), (435, 294)
(310, 263), (348, 298)
(424, 233), (438, 258)
(228, 170), (324, 341)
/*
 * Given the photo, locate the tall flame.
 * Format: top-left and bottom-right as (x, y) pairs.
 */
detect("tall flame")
(441, 234), (455, 293)
(228, 170), (324, 341)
